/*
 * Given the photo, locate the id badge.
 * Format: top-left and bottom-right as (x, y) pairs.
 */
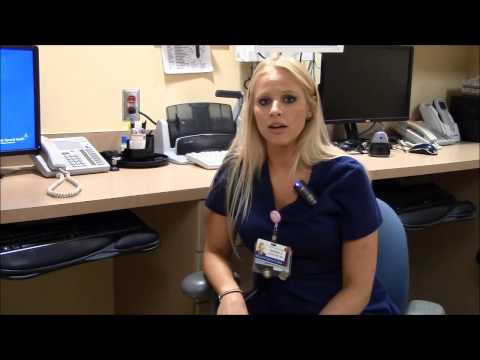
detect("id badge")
(252, 238), (292, 280)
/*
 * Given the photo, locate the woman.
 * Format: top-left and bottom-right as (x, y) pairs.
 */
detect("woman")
(203, 53), (400, 315)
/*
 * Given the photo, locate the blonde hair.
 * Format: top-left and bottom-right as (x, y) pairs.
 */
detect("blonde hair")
(222, 53), (341, 245)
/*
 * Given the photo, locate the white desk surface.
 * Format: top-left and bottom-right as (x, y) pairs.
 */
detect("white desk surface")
(1, 142), (479, 224)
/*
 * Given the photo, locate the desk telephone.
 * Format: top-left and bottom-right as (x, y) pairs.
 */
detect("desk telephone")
(393, 98), (461, 148)
(419, 98), (460, 145)
(32, 136), (110, 198)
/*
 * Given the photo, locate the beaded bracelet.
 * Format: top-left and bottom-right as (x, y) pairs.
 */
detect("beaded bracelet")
(218, 288), (244, 302)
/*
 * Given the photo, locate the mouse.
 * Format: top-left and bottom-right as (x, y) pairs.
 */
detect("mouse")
(340, 142), (353, 151)
(409, 143), (438, 155)
(335, 140), (358, 152)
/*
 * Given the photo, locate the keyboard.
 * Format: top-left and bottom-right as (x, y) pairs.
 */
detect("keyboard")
(185, 150), (228, 169)
(0, 210), (160, 279)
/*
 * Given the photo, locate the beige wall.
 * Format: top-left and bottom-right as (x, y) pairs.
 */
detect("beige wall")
(38, 45), (244, 134)
(410, 45), (480, 119)
(37, 45), (479, 135)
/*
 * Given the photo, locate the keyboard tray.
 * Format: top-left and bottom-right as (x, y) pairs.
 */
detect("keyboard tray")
(0, 210), (160, 279)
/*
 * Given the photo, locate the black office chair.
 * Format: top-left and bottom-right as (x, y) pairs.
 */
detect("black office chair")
(165, 102), (236, 155)
(181, 199), (445, 314)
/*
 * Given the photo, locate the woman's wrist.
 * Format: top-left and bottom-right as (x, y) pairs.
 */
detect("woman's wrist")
(218, 288), (244, 302)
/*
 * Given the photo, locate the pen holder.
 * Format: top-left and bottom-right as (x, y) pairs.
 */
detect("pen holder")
(122, 134), (155, 161)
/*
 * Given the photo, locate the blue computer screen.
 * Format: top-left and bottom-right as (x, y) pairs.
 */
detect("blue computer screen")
(0, 47), (40, 155)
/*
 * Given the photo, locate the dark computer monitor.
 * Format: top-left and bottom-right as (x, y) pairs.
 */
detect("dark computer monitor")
(319, 45), (413, 145)
(0, 45), (41, 156)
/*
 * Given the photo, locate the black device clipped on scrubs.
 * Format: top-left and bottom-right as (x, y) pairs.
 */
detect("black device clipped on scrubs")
(293, 180), (317, 206)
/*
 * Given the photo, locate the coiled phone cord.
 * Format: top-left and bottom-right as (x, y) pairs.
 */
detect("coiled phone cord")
(47, 168), (82, 198)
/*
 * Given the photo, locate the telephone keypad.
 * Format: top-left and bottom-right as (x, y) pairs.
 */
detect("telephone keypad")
(64, 153), (87, 168)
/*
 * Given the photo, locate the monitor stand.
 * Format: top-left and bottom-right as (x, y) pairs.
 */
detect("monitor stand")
(334, 123), (366, 151)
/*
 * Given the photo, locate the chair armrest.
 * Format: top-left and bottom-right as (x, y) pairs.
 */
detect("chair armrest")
(181, 271), (216, 302)
(405, 300), (446, 315)
(181, 271), (242, 301)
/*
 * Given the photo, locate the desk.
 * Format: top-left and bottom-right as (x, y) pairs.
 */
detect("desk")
(1, 143), (479, 314)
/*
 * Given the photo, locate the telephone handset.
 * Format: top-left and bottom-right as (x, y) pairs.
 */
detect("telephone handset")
(418, 98), (460, 145)
(32, 136), (110, 198)
(392, 120), (440, 149)
(36, 136), (68, 174)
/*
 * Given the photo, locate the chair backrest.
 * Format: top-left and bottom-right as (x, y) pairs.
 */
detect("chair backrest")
(375, 198), (410, 314)
(166, 102), (236, 148)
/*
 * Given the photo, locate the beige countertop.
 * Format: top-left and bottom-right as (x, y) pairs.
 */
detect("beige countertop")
(1, 142), (479, 224)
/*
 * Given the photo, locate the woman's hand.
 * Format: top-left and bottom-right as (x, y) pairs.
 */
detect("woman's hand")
(217, 292), (249, 315)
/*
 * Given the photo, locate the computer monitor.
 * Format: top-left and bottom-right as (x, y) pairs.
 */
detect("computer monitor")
(319, 45), (413, 145)
(0, 45), (41, 156)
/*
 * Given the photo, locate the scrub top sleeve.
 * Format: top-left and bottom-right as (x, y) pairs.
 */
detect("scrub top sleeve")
(204, 163), (229, 216)
(335, 159), (382, 241)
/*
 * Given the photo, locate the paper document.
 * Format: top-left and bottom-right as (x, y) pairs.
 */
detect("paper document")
(161, 46), (213, 74)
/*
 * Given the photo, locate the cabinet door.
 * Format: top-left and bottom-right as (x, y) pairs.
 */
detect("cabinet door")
(1, 260), (114, 314)
(115, 201), (203, 314)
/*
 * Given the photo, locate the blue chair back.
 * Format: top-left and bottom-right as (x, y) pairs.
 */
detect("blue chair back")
(375, 198), (410, 314)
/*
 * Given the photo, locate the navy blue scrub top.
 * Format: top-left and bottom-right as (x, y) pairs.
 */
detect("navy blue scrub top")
(205, 155), (400, 315)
